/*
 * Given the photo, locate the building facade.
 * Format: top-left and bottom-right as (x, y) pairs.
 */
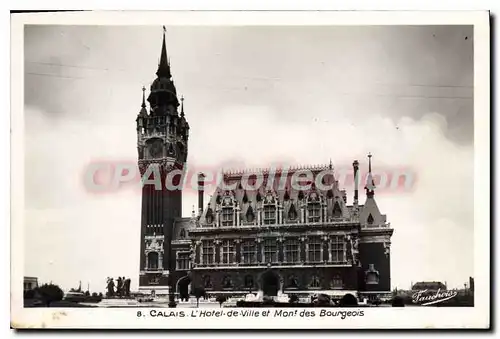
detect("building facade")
(137, 30), (394, 301)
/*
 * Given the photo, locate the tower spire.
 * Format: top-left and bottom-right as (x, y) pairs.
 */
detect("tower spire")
(156, 26), (171, 78)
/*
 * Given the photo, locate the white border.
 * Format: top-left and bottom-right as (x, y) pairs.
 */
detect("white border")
(10, 10), (490, 329)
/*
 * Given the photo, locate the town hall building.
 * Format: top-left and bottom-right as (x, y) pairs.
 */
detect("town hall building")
(136, 29), (394, 305)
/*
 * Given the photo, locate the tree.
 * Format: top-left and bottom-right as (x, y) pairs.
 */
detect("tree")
(216, 295), (227, 308)
(35, 283), (64, 307)
(391, 296), (405, 307)
(24, 289), (36, 299)
(288, 294), (299, 304)
(192, 287), (206, 308)
(339, 294), (358, 307)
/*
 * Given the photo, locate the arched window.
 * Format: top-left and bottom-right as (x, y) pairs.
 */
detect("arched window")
(147, 252), (159, 270)
(309, 275), (321, 289)
(179, 229), (186, 239)
(202, 275), (213, 289)
(331, 274), (343, 289)
(222, 275), (233, 289)
(287, 275), (299, 289)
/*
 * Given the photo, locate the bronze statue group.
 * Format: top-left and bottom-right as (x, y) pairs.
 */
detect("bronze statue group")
(106, 277), (131, 298)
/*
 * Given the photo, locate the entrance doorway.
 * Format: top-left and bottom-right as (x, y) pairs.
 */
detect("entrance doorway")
(261, 270), (280, 296)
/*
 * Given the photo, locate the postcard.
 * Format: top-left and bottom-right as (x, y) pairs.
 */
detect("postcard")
(10, 10), (490, 329)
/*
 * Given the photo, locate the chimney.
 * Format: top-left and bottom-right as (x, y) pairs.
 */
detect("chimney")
(198, 172), (205, 215)
(353, 160), (359, 204)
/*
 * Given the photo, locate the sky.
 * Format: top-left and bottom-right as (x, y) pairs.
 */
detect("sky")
(23, 25), (474, 292)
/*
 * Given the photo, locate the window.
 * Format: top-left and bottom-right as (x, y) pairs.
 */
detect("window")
(221, 207), (233, 226)
(331, 274), (343, 289)
(263, 239), (278, 263)
(309, 275), (321, 288)
(222, 275), (233, 289)
(284, 239), (300, 263)
(244, 275), (254, 289)
(331, 236), (345, 263)
(241, 241), (256, 264)
(221, 240), (235, 264)
(308, 237), (322, 262)
(179, 229), (186, 239)
(147, 252), (159, 269)
(202, 275), (213, 289)
(206, 208), (214, 224)
(263, 205), (276, 225)
(308, 202), (321, 223)
(287, 275), (299, 289)
(202, 240), (214, 264)
(176, 252), (190, 270)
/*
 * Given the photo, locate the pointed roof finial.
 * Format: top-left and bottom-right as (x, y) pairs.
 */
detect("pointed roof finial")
(156, 26), (171, 78)
(329, 158), (333, 170)
(365, 152), (375, 197)
(141, 86), (146, 108)
(180, 95), (185, 117)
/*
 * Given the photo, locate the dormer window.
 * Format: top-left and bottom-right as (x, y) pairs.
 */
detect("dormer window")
(206, 207), (214, 224)
(263, 205), (276, 225)
(333, 201), (342, 218)
(308, 202), (321, 223)
(221, 207), (233, 226)
(367, 214), (374, 225)
(288, 203), (297, 220)
(246, 205), (255, 223)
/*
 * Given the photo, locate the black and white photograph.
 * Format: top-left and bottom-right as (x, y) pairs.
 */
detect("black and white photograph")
(10, 10), (490, 329)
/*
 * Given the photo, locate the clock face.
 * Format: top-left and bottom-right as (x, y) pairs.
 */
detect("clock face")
(149, 139), (163, 158)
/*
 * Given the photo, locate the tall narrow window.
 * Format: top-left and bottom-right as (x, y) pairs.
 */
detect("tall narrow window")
(176, 252), (190, 270)
(221, 207), (233, 226)
(263, 239), (278, 263)
(331, 236), (345, 263)
(308, 202), (321, 223)
(263, 205), (276, 225)
(308, 237), (322, 263)
(221, 240), (235, 264)
(202, 240), (214, 264)
(179, 229), (186, 239)
(241, 241), (256, 264)
(147, 252), (159, 269)
(284, 239), (299, 263)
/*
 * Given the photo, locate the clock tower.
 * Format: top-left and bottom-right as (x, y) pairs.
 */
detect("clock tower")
(136, 28), (189, 305)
